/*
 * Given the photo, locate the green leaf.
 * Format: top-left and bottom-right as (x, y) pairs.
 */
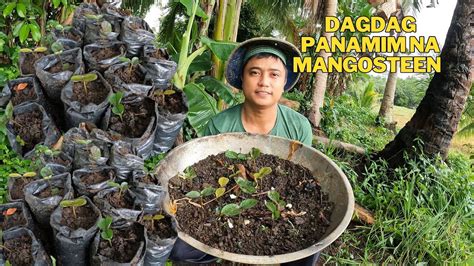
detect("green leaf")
(118, 56), (130, 63)
(89, 145), (101, 161)
(265, 201), (280, 219)
(16, 3), (26, 18)
(29, 24), (41, 42)
(236, 177), (256, 194)
(60, 198), (87, 208)
(220, 203), (241, 216)
(5, 101), (13, 120)
(185, 190), (200, 198)
(82, 73), (98, 82)
(200, 187), (215, 197)
(131, 57), (140, 66)
(97, 216), (113, 229)
(3, 3), (16, 17)
(34, 47), (47, 53)
(215, 187), (225, 198)
(187, 50), (212, 74)
(183, 82), (218, 137)
(240, 199), (258, 209)
(197, 76), (236, 106)
(179, 0), (208, 19)
(101, 228), (113, 240)
(200, 36), (238, 61)
(107, 181), (120, 188)
(13, 21), (24, 37)
(52, 0), (60, 8)
(153, 214), (165, 220)
(19, 22), (30, 43)
(51, 42), (64, 53)
(40, 166), (53, 178)
(218, 177), (229, 187)
(250, 148), (261, 160)
(267, 190), (281, 203)
(225, 150), (239, 159)
(237, 154), (247, 160)
(254, 167), (272, 180)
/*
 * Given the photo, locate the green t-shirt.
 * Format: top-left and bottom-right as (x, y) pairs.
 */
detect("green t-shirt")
(204, 104), (313, 146)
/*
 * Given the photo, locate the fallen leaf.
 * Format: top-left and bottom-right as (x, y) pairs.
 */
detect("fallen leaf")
(52, 135), (64, 150)
(3, 208), (17, 216)
(167, 200), (178, 215)
(287, 141), (302, 160)
(13, 83), (28, 92)
(237, 164), (247, 179)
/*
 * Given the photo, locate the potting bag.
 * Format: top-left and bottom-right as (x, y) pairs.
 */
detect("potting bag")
(6, 172), (40, 202)
(37, 151), (73, 174)
(61, 71), (112, 129)
(51, 27), (84, 49)
(72, 166), (116, 198)
(104, 62), (153, 95)
(0, 228), (52, 265)
(19, 50), (47, 76)
(6, 102), (60, 157)
(143, 57), (177, 87)
(83, 41), (127, 72)
(93, 187), (142, 222)
(0, 76), (47, 108)
(101, 4), (127, 34)
(110, 141), (145, 181)
(90, 220), (146, 266)
(24, 173), (74, 226)
(132, 170), (166, 212)
(145, 235), (177, 266)
(120, 16), (155, 57)
(83, 16), (120, 45)
(62, 126), (110, 169)
(101, 94), (157, 158)
(50, 196), (101, 266)
(72, 3), (101, 33)
(35, 47), (84, 101)
(0, 201), (36, 232)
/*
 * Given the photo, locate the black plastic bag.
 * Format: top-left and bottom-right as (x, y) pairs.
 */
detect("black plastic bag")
(101, 94), (157, 158)
(149, 86), (188, 154)
(101, 3), (129, 34)
(143, 57), (177, 87)
(61, 71), (112, 129)
(24, 172), (74, 226)
(6, 172), (40, 202)
(72, 3), (101, 33)
(6, 102), (60, 157)
(83, 41), (127, 72)
(110, 141), (145, 181)
(139, 212), (177, 266)
(93, 187), (142, 222)
(0, 201), (35, 232)
(72, 166), (116, 197)
(120, 16), (155, 57)
(83, 15), (120, 45)
(0, 76), (47, 108)
(104, 62), (152, 95)
(0, 228), (52, 265)
(37, 150), (73, 174)
(142, 44), (170, 60)
(131, 170), (166, 212)
(19, 48), (48, 76)
(50, 196), (101, 266)
(35, 47), (84, 102)
(51, 27), (84, 49)
(90, 220), (147, 266)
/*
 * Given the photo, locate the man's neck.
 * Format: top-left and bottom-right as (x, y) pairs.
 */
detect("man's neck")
(241, 103), (278, 135)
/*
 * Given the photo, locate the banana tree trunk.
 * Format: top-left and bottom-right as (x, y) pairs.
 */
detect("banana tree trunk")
(308, 0), (338, 127)
(199, 0), (216, 38)
(378, 0), (472, 168)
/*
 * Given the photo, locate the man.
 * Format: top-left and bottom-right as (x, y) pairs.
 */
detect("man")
(170, 37), (318, 265)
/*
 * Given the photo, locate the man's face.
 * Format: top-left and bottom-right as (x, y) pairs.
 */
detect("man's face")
(241, 56), (287, 109)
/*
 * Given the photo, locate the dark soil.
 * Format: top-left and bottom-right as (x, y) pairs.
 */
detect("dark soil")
(105, 190), (134, 209)
(56, 29), (82, 42)
(81, 169), (114, 185)
(60, 203), (99, 230)
(139, 174), (160, 185)
(21, 52), (45, 75)
(9, 176), (37, 200)
(91, 46), (121, 61)
(149, 49), (168, 60)
(116, 65), (145, 84)
(98, 224), (143, 263)
(71, 79), (109, 105)
(168, 153), (334, 256)
(1, 208), (27, 230)
(106, 5), (131, 16)
(143, 215), (176, 240)
(108, 98), (154, 138)
(12, 109), (44, 154)
(4, 235), (33, 265)
(151, 88), (186, 114)
(45, 154), (71, 166)
(36, 185), (65, 198)
(11, 82), (37, 105)
(48, 60), (74, 73)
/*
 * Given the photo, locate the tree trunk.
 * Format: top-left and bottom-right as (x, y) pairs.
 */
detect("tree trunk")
(377, 0), (472, 168)
(199, 0), (216, 38)
(378, 57), (399, 123)
(308, 0), (338, 127)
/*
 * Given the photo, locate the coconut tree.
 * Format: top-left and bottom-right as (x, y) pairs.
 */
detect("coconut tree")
(378, 0), (472, 167)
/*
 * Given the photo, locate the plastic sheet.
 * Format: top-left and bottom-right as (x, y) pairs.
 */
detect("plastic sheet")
(51, 27), (83, 49)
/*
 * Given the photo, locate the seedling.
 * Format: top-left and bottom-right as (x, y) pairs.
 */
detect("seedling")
(252, 166), (272, 187)
(107, 181), (129, 197)
(40, 166), (54, 179)
(215, 177), (229, 198)
(35, 144), (61, 157)
(142, 213), (165, 231)
(19, 47), (48, 53)
(99, 20), (113, 39)
(220, 199), (258, 217)
(71, 73), (98, 95)
(179, 166), (196, 180)
(8, 172), (37, 182)
(108, 92), (125, 120)
(15, 135), (26, 146)
(97, 216), (113, 245)
(225, 148), (261, 161)
(118, 56), (140, 76)
(154, 88), (176, 103)
(50, 42), (72, 72)
(59, 198), (87, 219)
(265, 191), (286, 220)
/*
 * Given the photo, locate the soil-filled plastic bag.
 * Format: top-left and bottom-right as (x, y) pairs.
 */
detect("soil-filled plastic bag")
(37, 150), (73, 175)
(139, 212), (177, 265)
(72, 3), (101, 33)
(0, 76), (47, 108)
(143, 57), (177, 87)
(50, 196), (101, 266)
(24, 173), (74, 226)
(110, 141), (144, 182)
(7, 172), (40, 202)
(149, 86), (188, 154)
(0, 201), (35, 232)
(131, 170), (166, 212)
(101, 3), (129, 34)
(120, 17), (155, 57)
(72, 166), (116, 197)
(101, 94), (157, 158)
(83, 41), (127, 72)
(104, 62), (152, 95)
(19, 48), (48, 76)
(90, 220), (147, 266)
(35, 47), (84, 102)
(51, 27), (84, 49)
(6, 102), (60, 157)
(61, 71), (112, 129)
(0, 227), (52, 265)
(83, 15), (120, 45)
(93, 186), (142, 221)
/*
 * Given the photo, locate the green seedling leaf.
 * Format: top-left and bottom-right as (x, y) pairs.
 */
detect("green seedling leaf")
(108, 92), (125, 119)
(180, 166), (196, 180)
(220, 204), (241, 216)
(60, 198), (87, 208)
(237, 153), (247, 160)
(101, 228), (113, 241)
(107, 181), (120, 189)
(225, 150), (238, 159)
(8, 173), (21, 178)
(16, 135), (26, 146)
(40, 166), (53, 178)
(100, 20), (112, 33)
(97, 216), (113, 229)
(19, 48), (33, 53)
(254, 167), (272, 180)
(118, 56), (131, 63)
(89, 145), (102, 161)
(75, 139), (92, 145)
(143, 214), (165, 221)
(201, 187), (215, 197)
(85, 14), (103, 20)
(236, 177), (256, 194)
(51, 41), (64, 54)
(218, 177), (229, 187)
(240, 199), (258, 209)
(185, 191), (200, 198)
(5, 260), (11, 266)
(34, 47), (48, 53)
(5, 101), (13, 120)
(267, 190), (281, 203)
(131, 57), (140, 66)
(249, 147), (261, 159)
(23, 172), (37, 178)
(215, 187), (225, 198)
(71, 73), (98, 83)
(163, 89), (176, 95)
(265, 201), (280, 220)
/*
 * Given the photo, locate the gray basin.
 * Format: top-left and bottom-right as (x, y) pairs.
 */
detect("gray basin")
(156, 133), (354, 264)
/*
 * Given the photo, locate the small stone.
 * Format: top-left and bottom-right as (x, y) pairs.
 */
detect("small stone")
(244, 219), (250, 225)
(227, 219), (234, 228)
(286, 203), (293, 208)
(229, 194), (237, 199)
